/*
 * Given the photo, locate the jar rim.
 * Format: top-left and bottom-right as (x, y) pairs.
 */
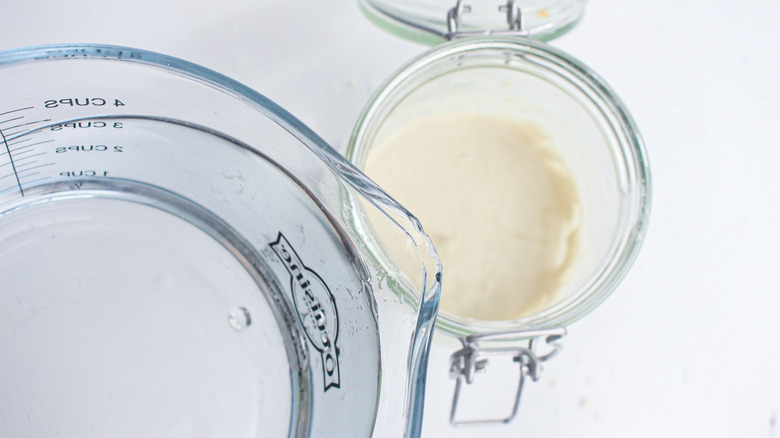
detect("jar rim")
(347, 36), (651, 339)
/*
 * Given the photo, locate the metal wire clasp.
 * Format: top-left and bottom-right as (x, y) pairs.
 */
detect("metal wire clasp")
(499, 0), (522, 31)
(445, 0), (528, 39)
(448, 327), (566, 426)
(446, 0), (472, 36)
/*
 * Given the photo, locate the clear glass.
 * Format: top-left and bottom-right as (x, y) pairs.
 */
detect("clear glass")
(346, 37), (651, 339)
(0, 44), (441, 438)
(360, 0), (588, 44)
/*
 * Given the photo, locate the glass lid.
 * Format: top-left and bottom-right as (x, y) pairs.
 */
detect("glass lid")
(360, 0), (588, 44)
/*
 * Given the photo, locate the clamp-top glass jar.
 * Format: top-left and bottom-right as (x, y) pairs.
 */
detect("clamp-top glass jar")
(347, 0), (651, 426)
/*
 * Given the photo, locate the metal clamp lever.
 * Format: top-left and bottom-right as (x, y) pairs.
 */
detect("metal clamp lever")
(448, 327), (566, 426)
(499, 0), (522, 31)
(446, 0), (472, 36)
(445, 0), (529, 39)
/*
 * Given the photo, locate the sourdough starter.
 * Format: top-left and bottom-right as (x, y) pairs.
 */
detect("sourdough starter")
(364, 113), (582, 320)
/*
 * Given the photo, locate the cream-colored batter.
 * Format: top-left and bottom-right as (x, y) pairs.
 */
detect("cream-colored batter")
(364, 113), (581, 321)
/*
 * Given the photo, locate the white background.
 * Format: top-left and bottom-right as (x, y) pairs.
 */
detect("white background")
(2, 0), (779, 437)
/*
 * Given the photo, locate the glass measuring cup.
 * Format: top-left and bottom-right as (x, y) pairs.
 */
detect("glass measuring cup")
(346, 35), (651, 424)
(0, 44), (441, 438)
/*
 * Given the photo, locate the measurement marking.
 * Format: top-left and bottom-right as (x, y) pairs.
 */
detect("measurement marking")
(12, 139), (53, 151)
(18, 162), (55, 173)
(0, 106), (33, 117)
(2, 118), (52, 132)
(3, 129), (34, 138)
(15, 161), (37, 169)
(15, 152), (47, 163)
(15, 159), (39, 169)
(11, 148), (36, 157)
(0, 123), (24, 196)
(7, 137), (33, 147)
(0, 116), (24, 125)
(17, 172), (42, 181)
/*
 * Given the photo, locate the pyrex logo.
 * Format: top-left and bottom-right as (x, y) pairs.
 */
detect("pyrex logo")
(270, 233), (341, 391)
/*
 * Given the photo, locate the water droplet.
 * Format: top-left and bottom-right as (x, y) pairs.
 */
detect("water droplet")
(228, 307), (251, 331)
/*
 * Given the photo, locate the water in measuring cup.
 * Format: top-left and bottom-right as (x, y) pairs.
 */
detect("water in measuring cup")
(0, 190), (293, 436)
(0, 105), (389, 436)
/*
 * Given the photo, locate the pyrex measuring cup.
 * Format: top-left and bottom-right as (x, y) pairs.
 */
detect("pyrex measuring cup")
(0, 44), (441, 438)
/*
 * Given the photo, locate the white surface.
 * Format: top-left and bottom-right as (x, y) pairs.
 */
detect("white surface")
(2, 0), (779, 437)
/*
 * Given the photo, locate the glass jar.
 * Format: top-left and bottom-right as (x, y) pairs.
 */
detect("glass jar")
(346, 35), (651, 424)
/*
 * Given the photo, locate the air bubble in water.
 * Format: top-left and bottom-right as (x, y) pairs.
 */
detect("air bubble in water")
(228, 306), (251, 331)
